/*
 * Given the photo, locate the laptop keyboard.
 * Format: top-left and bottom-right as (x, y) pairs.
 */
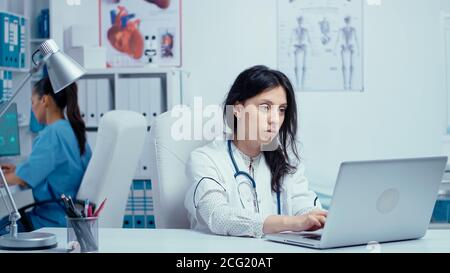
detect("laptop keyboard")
(302, 234), (322, 241)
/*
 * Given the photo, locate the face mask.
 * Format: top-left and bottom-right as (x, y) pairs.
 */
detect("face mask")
(29, 108), (46, 133)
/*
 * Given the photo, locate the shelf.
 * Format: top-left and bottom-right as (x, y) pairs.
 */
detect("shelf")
(0, 66), (29, 72)
(30, 38), (48, 44)
(85, 67), (173, 75)
(429, 223), (450, 229)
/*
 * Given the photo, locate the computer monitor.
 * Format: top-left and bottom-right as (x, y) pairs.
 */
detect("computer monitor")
(0, 103), (20, 157)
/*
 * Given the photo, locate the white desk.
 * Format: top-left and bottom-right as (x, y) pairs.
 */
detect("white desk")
(18, 228), (450, 253)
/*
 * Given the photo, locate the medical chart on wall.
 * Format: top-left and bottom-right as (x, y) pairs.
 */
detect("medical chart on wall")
(100, 0), (181, 67)
(278, 0), (363, 92)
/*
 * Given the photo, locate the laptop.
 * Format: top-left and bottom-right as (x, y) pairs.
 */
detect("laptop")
(266, 156), (448, 249)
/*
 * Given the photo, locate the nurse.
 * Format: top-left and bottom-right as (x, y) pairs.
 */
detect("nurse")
(0, 77), (92, 234)
(184, 65), (327, 238)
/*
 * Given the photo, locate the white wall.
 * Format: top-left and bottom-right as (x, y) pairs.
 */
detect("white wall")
(181, 0), (278, 105)
(50, 0), (448, 197)
(50, 0), (100, 51)
(181, 0), (447, 196)
(442, 0), (450, 11)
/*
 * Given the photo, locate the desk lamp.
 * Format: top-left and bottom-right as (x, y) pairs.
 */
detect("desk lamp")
(0, 39), (86, 250)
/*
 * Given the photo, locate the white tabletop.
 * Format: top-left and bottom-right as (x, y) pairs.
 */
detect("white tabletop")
(23, 228), (450, 253)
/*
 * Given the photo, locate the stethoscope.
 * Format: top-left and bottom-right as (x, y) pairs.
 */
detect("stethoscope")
(227, 140), (281, 215)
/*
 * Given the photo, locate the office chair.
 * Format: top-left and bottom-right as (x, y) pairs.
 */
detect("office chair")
(76, 110), (147, 228)
(17, 110), (147, 229)
(149, 106), (224, 228)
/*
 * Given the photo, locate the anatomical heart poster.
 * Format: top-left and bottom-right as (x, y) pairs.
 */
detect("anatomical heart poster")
(100, 0), (181, 67)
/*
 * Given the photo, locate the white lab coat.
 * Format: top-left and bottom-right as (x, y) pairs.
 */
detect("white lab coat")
(184, 137), (322, 238)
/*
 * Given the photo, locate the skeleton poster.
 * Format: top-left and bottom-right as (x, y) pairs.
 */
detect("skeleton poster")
(278, 0), (363, 92)
(100, 0), (181, 67)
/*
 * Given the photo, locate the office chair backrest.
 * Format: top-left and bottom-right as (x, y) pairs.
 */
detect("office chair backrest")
(149, 106), (224, 228)
(77, 110), (147, 228)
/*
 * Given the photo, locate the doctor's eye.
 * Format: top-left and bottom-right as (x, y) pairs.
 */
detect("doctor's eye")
(279, 107), (287, 114)
(259, 104), (270, 112)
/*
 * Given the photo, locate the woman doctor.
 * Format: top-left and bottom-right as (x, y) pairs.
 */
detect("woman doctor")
(184, 65), (327, 238)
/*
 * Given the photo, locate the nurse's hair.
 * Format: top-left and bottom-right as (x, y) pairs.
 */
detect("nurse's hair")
(33, 77), (87, 155)
(223, 65), (299, 192)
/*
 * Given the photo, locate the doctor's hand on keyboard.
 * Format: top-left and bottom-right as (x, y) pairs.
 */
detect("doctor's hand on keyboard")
(263, 210), (327, 234)
(290, 210), (328, 232)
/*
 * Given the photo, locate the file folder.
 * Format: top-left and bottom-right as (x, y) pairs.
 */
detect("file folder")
(150, 78), (164, 124)
(0, 70), (3, 103)
(132, 181), (146, 228)
(96, 78), (112, 120)
(1, 13), (10, 67)
(115, 77), (129, 110)
(19, 16), (26, 68)
(128, 78), (140, 112)
(86, 79), (98, 127)
(77, 79), (87, 123)
(139, 131), (152, 178)
(10, 14), (19, 68)
(138, 77), (153, 126)
(123, 182), (134, 228)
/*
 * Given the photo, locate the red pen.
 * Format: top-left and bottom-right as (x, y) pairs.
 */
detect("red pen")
(88, 204), (93, 217)
(93, 198), (107, 217)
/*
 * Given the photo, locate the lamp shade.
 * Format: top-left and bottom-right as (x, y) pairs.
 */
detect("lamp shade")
(39, 39), (86, 93)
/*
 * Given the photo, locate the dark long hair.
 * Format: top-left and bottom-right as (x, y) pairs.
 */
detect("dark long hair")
(223, 65), (299, 193)
(33, 77), (87, 155)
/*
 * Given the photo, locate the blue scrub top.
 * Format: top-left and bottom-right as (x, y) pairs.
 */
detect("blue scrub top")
(16, 119), (92, 229)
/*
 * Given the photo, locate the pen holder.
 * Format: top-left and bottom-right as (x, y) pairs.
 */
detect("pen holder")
(66, 217), (99, 253)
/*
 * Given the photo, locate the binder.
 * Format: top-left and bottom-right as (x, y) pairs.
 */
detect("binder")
(1, 13), (10, 67)
(0, 13), (20, 68)
(0, 70), (3, 103)
(9, 14), (19, 68)
(128, 78), (140, 112)
(146, 215), (155, 228)
(115, 78), (129, 110)
(144, 180), (154, 228)
(150, 78), (164, 124)
(139, 131), (152, 178)
(122, 215), (133, 228)
(138, 77), (152, 126)
(123, 183), (134, 228)
(86, 79), (98, 127)
(132, 181), (145, 229)
(134, 215), (145, 229)
(129, 78), (143, 178)
(145, 180), (154, 212)
(77, 79), (87, 123)
(2, 71), (7, 102)
(19, 16), (26, 68)
(96, 78), (112, 121)
(4, 71), (11, 101)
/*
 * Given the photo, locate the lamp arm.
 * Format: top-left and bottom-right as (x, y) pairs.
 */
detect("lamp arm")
(0, 169), (21, 238)
(0, 60), (43, 118)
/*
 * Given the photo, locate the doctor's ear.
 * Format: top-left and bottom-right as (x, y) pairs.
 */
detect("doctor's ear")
(233, 103), (244, 120)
